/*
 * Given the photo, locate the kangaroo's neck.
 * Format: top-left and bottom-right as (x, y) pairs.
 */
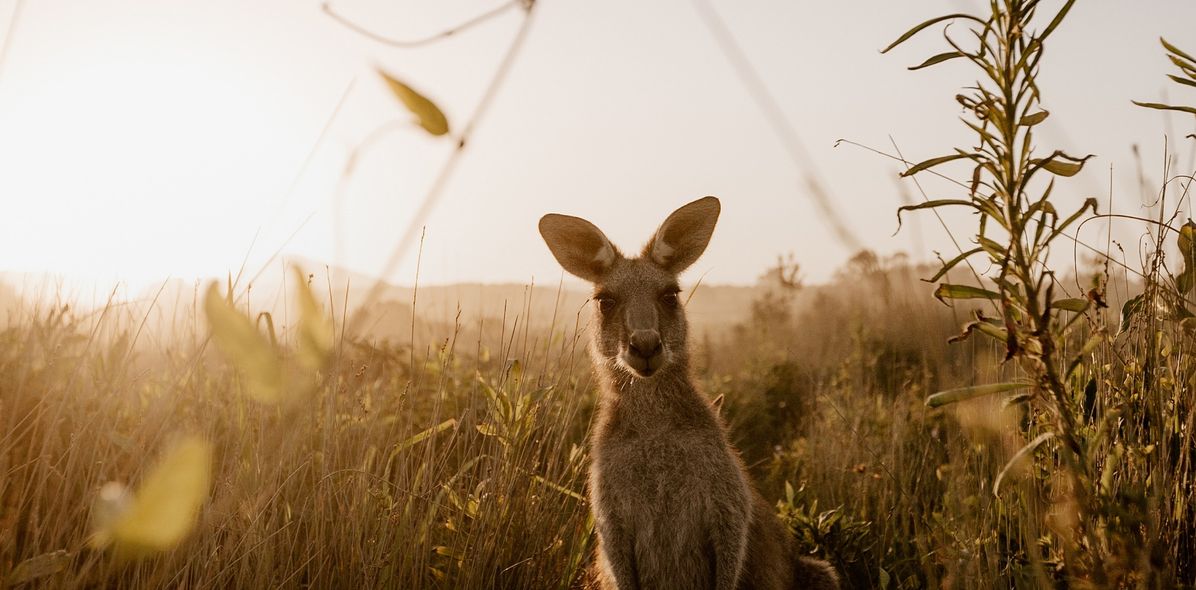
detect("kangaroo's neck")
(591, 353), (715, 433)
(595, 358), (692, 399)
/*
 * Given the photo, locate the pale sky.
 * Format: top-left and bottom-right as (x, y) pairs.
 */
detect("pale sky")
(1, 0), (1194, 296)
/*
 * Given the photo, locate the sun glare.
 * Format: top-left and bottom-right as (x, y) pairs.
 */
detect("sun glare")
(0, 9), (332, 297)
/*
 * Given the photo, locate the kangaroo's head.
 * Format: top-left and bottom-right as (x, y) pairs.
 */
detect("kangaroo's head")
(538, 196), (720, 379)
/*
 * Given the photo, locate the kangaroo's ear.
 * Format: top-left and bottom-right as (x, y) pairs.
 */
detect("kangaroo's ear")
(539, 214), (620, 283)
(644, 196), (720, 274)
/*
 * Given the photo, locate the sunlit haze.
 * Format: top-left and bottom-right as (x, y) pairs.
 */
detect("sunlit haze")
(1, 0), (1194, 297)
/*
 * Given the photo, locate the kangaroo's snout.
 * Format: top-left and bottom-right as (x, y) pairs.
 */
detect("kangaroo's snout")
(629, 330), (661, 358)
(623, 330), (664, 376)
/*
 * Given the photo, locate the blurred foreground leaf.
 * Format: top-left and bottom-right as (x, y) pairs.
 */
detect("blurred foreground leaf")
(93, 436), (213, 558)
(204, 284), (284, 403)
(377, 69), (450, 136)
(294, 267), (334, 371)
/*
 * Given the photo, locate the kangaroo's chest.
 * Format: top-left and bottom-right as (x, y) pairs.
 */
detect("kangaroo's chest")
(589, 426), (749, 588)
(591, 426), (744, 529)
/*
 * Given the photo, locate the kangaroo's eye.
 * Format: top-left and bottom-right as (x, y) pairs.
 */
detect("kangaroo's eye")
(661, 291), (679, 308)
(596, 297), (617, 314)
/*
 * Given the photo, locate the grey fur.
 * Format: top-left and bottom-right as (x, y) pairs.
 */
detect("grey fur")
(539, 197), (839, 590)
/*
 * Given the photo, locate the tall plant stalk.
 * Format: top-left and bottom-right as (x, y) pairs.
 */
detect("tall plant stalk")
(884, 0), (1120, 584)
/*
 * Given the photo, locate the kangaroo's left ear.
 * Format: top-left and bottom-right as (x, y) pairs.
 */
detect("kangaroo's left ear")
(644, 196), (720, 274)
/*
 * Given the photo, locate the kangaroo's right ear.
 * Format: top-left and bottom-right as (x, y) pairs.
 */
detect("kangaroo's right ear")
(644, 196), (720, 275)
(539, 214), (620, 283)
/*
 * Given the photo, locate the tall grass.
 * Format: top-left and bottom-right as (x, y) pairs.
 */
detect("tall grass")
(1, 281), (594, 588)
(880, 0), (1196, 587)
(2, 248), (1194, 588)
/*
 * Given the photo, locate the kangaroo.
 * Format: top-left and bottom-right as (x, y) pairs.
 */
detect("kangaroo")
(539, 196), (839, 590)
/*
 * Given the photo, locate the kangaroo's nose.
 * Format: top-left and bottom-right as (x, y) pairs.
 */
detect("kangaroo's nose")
(629, 330), (661, 358)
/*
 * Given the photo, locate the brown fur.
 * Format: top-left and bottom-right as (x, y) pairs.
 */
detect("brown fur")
(540, 197), (838, 590)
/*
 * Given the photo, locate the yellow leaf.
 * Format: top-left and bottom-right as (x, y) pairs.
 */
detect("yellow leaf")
(109, 437), (213, 557)
(1019, 110), (1049, 126)
(475, 421), (499, 437)
(294, 267), (333, 371)
(377, 69), (450, 136)
(387, 419), (458, 464)
(204, 283), (283, 403)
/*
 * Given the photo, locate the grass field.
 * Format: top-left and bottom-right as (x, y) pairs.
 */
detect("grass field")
(0, 256), (964, 588)
(0, 250), (1190, 589)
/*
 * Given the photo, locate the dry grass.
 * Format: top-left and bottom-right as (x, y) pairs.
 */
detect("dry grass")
(1, 286), (595, 588)
(1, 247), (1195, 589)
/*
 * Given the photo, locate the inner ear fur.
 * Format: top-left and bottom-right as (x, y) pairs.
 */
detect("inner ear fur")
(539, 213), (620, 283)
(644, 196), (721, 274)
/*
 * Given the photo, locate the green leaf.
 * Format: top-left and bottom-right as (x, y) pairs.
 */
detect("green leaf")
(1052, 298), (1089, 313)
(204, 284), (283, 404)
(993, 432), (1055, 496)
(934, 283), (999, 304)
(909, 51), (966, 70)
(928, 247), (983, 283)
(1120, 294), (1145, 334)
(377, 69), (450, 136)
(1049, 197), (1098, 241)
(1167, 74), (1196, 89)
(1067, 330), (1106, 379)
(1178, 270), (1195, 295)
(1178, 221), (1196, 267)
(529, 474), (586, 503)
(1162, 38), (1196, 66)
(895, 199), (975, 232)
(475, 421), (500, 437)
(881, 13), (985, 53)
(1133, 101), (1196, 117)
(974, 194), (1003, 220)
(1019, 110), (1049, 126)
(901, 153), (974, 177)
(1032, 153), (1094, 177)
(391, 419), (458, 457)
(101, 437), (213, 557)
(948, 316), (1006, 344)
(1169, 55), (1196, 77)
(1038, 0), (1076, 43)
(926, 382), (1028, 408)
(1179, 223), (1196, 292)
(977, 236), (1006, 259)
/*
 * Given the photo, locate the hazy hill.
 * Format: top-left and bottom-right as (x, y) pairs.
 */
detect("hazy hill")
(0, 259), (768, 346)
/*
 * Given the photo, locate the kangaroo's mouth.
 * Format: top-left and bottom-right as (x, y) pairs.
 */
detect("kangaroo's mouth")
(618, 347), (665, 378)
